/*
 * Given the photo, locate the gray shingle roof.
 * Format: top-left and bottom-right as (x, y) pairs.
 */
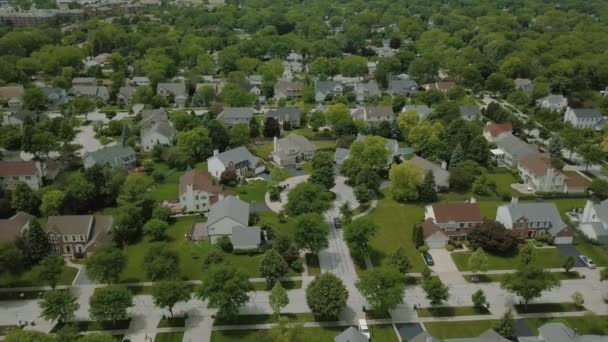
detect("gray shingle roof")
(402, 105), (433, 119)
(274, 133), (315, 155)
(265, 107), (301, 122)
(495, 134), (537, 161)
(501, 202), (566, 236)
(388, 78), (418, 94)
(405, 156), (450, 187)
(335, 327), (368, 342)
(315, 80), (342, 95)
(83, 145), (136, 167)
(537, 94), (567, 106)
(334, 147), (350, 165)
(459, 104), (481, 118)
(538, 323), (607, 342)
(411, 332), (441, 342)
(213, 146), (260, 168)
(218, 107), (255, 120)
(142, 121), (176, 139)
(231, 226), (261, 249)
(207, 196), (250, 227)
(46, 215), (93, 235)
(445, 329), (510, 342)
(569, 108), (603, 119)
(156, 83), (187, 97)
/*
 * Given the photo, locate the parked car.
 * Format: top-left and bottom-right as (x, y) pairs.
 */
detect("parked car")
(579, 255), (595, 269)
(358, 319), (371, 341)
(423, 252), (434, 266)
(333, 217), (342, 229)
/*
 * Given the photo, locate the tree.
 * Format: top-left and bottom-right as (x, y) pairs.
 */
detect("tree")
(563, 256), (575, 273)
(418, 171), (438, 202)
(269, 282), (289, 317)
(421, 276), (449, 306)
(306, 273), (348, 321)
(449, 160), (483, 192)
(309, 152), (335, 191)
(468, 248), (489, 281)
(501, 265), (559, 307)
(344, 218), (377, 257)
(449, 143), (465, 167)
(519, 242), (537, 266)
(548, 135), (563, 160)
(467, 220), (518, 254)
(152, 280), (191, 318)
(203, 249), (225, 267)
(493, 309), (515, 339)
(388, 247), (411, 275)
(23, 87), (47, 111)
(71, 96), (95, 120)
(40, 190), (65, 217)
(590, 179), (608, 200)
(249, 117), (260, 138)
(143, 243), (179, 281)
(37, 255), (64, 289)
(389, 163), (423, 202)
(293, 213), (330, 254)
(260, 249), (289, 286)
(0, 243), (24, 276)
(571, 291), (584, 308)
(264, 117), (281, 138)
(11, 182), (40, 214)
(208, 120), (230, 152)
(325, 104), (351, 127)
(356, 267), (406, 313)
(578, 144), (603, 172)
(472, 289), (487, 310)
(196, 265), (252, 319)
(412, 223), (424, 248)
(143, 219), (169, 241)
(85, 245), (126, 284)
(285, 182), (333, 217)
(39, 289), (79, 323)
(89, 285), (133, 324)
(229, 123), (251, 147)
(343, 136), (390, 175)
(19, 220), (49, 266)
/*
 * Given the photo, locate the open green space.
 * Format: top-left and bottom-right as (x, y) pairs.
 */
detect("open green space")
(226, 180), (267, 203)
(148, 162), (208, 203)
(486, 170), (522, 197)
(523, 315), (608, 335)
(251, 141), (274, 160)
(157, 317), (186, 328)
(417, 306), (490, 317)
(451, 246), (565, 271)
(250, 280), (302, 291)
(424, 320), (498, 339)
(52, 320), (131, 332)
(0, 266), (78, 288)
(305, 253), (321, 276)
(210, 324), (397, 342)
(313, 140), (336, 151)
(514, 303), (585, 314)
(464, 271), (582, 283)
(154, 332), (184, 342)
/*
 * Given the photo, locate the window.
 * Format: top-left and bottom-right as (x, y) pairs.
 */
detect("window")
(49, 235), (57, 243)
(196, 205), (199, 210)
(72, 235), (77, 242)
(25, 176), (31, 180)
(63, 235), (69, 242)
(79, 235), (85, 242)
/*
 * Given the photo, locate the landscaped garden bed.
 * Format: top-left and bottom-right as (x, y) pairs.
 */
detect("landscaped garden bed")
(213, 313), (316, 326)
(250, 280), (302, 291)
(0, 290), (46, 301)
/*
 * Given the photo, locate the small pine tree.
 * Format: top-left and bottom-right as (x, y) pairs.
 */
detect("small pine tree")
(412, 223), (424, 248)
(548, 135), (563, 159)
(449, 143), (465, 167)
(418, 171), (438, 202)
(20, 220), (50, 266)
(494, 309), (515, 339)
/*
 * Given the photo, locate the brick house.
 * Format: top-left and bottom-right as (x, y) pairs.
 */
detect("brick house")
(46, 215), (113, 256)
(423, 202), (483, 247)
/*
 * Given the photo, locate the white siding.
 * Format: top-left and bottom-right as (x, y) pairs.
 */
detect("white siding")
(207, 157), (226, 178)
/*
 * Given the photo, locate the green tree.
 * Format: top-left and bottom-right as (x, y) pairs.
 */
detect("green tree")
(20, 220), (49, 266)
(519, 242), (537, 266)
(263, 117), (281, 138)
(269, 282), (289, 317)
(309, 152), (335, 191)
(285, 182), (333, 217)
(472, 289), (487, 310)
(306, 273), (348, 321)
(40, 190), (65, 217)
(356, 267), (406, 313)
(229, 123), (251, 147)
(578, 144), (603, 172)
(23, 87), (47, 111)
(11, 182), (40, 214)
(493, 309), (515, 339)
(85, 245), (126, 284)
(71, 96), (95, 120)
(422, 276), (449, 306)
(571, 291), (584, 308)
(89, 285), (133, 324)
(143, 219), (169, 241)
(249, 117), (260, 138)
(344, 218), (377, 257)
(468, 248), (489, 281)
(0, 243), (24, 276)
(293, 213), (330, 254)
(37, 255), (64, 289)
(39, 289), (79, 323)
(143, 243), (179, 281)
(418, 171), (438, 202)
(449, 143), (465, 167)
(260, 249), (289, 286)
(389, 162), (423, 202)
(388, 247), (411, 275)
(196, 265), (252, 319)
(152, 280), (191, 318)
(501, 265), (559, 307)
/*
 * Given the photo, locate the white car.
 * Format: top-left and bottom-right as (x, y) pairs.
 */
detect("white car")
(358, 319), (371, 341)
(579, 255), (595, 269)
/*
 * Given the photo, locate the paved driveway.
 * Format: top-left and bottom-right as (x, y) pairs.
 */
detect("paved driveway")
(395, 322), (423, 340)
(556, 245), (584, 267)
(426, 249), (466, 284)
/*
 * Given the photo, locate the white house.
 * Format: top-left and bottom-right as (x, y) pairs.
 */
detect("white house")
(207, 146), (265, 179)
(271, 134), (315, 167)
(140, 122), (176, 151)
(579, 199), (608, 244)
(536, 94), (568, 112)
(496, 201), (573, 243)
(563, 107), (605, 130)
(517, 155), (566, 193)
(483, 122), (513, 142)
(179, 170), (225, 213)
(493, 134), (538, 167)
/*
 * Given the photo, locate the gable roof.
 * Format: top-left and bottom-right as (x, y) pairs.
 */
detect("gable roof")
(404, 156), (449, 187)
(484, 123), (513, 138)
(315, 80), (342, 94)
(495, 134), (537, 161)
(46, 215), (94, 236)
(212, 146), (261, 167)
(411, 331), (441, 342)
(218, 107), (255, 121)
(537, 94), (567, 106)
(0, 212), (34, 242)
(179, 169), (223, 196)
(142, 121), (177, 140)
(568, 108), (603, 119)
(207, 196), (249, 227)
(499, 202), (567, 235)
(334, 327), (368, 342)
(274, 80), (303, 91)
(446, 329), (511, 342)
(520, 154), (553, 176)
(274, 133), (315, 155)
(538, 322), (606, 342)
(231, 226), (261, 248)
(0, 85), (25, 100)
(140, 108), (169, 127)
(0, 161), (38, 177)
(84, 145), (136, 166)
(431, 203), (482, 223)
(388, 78), (418, 93)
(353, 106), (394, 121)
(156, 83), (187, 97)
(354, 81), (381, 94)
(402, 105), (433, 118)
(265, 107), (301, 121)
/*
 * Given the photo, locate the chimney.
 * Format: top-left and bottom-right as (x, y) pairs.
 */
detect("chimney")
(470, 197), (477, 204)
(441, 161), (447, 170)
(273, 136), (278, 152)
(213, 149), (219, 156)
(511, 196), (519, 204)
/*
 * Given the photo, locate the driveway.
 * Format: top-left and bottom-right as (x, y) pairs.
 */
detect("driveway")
(556, 244), (584, 267)
(426, 249), (466, 284)
(286, 165), (307, 176)
(395, 323), (423, 340)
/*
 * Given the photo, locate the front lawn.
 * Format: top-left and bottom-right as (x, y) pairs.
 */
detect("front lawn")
(210, 325), (397, 342)
(213, 313), (315, 326)
(523, 315), (608, 335)
(514, 303), (585, 314)
(157, 317), (186, 328)
(575, 240), (608, 266)
(424, 320), (498, 339)
(451, 246), (565, 271)
(155, 332), (184, 342)
(226, 180), (267, 203)
(417, 306), (490, 317)
(464, 271), (582, 283)
(487, 171), (522, 197)
(0, 265), (78, 288)
(313, 140), (336, 151)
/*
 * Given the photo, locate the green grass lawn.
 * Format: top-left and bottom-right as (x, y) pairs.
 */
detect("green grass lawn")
(0, 326), (19, 336)
(257, 211), (296, 237)
(214, 313), (316, 326)
(575, 240), (608, 266)
(148, 162), (209, 203)
(0, 266), (78, 288)
(487, 171), (522, 196)
(451, 246), (565, 271)
(417, 306), (490, 317)
(157, 317), (186, 328)
(210, 325), (397, 342)
(226, 180), (267, 203)
(524, 315), (608, 335)
(514, 303), (585, 314)
(313, 140), (336, 151)
(251, 141), (274, 160)
(464, 271), (582, 283)
(306, 253), (320, 276)
(250, 280), (302, 291)
(154, 332), (184, 342)
(424, 320), (498, 339)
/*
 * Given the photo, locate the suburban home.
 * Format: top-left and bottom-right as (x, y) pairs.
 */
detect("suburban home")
(271, 134), (315, 167)
(274, 80), (303, 100)
(422, 218), (450, 249)
(70, 85), (110, 102)
(207, 146), (265, 179)
(387, 78), (418, 96)
(353, 81), (381, 102)
(129, 76), (150, 87)
(0, 160), (60, 190)
(483, 122), (513, 142)
(352, 106), (394, 123)
(514, 78), (534, 94)
(244, 84), (265, 104)
(140, 108), (169, 128)
(517, 154), (566, 193)
(492, 134), (538, 167)
(47, 215), (113, 256)
(156, 83), (188, 108)
(0, 212), (34, 243)
(83, 144), (137, 169)
(410, 332), (441, 342)
(117, 86), (136, 105)
(179, 169), (225, 213)
(421, 81), (456, 92)
(265, 107), (301, 129)
(248, 75), (262, 86)
(71, 77), (97, 86)
(445, 329), (510, 342)
(197, 196), (261, 249)
(333, 75), (363, 87)
(401, 105), (433, 120)
(404, 156), (450, 190)
(282, 61), (303, 78)
(42, 87), (68, 108)
(578, 199), (608, 244)
(334, 327), (368, 342)
(314, 80), (343, 102)
(518, 322), (608, 342)
(459, 104), (481, 121)
(424, 202), (483, 243)
(367, 61), (377, 75)
(217, 107), (255, 128)
(496, 201), (573, 243)
(536, 94), (568, 112)
(0, 85), (25, 110)
(286, 51), (303, 62)
(563, 107), (605, 130)
(140, 121), (176, 151)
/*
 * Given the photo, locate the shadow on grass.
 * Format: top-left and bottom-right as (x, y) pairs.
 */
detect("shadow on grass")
(52, 320), (131, 332)
(514, 303), (585, 314)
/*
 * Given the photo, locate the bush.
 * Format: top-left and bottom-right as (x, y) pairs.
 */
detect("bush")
(269, 186), (281, 202)
(418, 245), (429, 253)
(290, 259), (304, 273)
(203, 249), (225, 267)
(152, 170), (165, 183)
(534, 232), (554, 245)
(463, 240), (471, 247)
(467, 220), (518, 254)
(216, 236), (233, 253)
(533, 240), (545, 247)
(446, 245), (455, 252)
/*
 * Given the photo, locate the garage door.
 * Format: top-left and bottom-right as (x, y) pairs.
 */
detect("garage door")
(554, 236), (573, 245)
(426, 238), (448, 249)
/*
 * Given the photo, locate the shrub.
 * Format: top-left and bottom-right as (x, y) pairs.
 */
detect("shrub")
(216, 236), (233, 253)
(418, 245), (429, 253)
(290, 259), (304, 273)
(152, 170), (165, 183)
(203, 249), (225, 267)
(446, 245), (455, 252)
(467, 220), (518, 254)
(269, 186), (281, 202)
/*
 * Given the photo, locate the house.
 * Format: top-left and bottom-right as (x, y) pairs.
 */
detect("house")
(271, 134), (315, 166)
(421, 81), (456, 92)
(46, 215), (113, 256)
(140, 121), (176, 151)
(404, 156), (450, 190)
(117, 86), (136, 105)
(129, 76), (150, 87)
(536, 94), (568, 112)
(217, 107), (255, 127)
(514, 78), (534, 94)
(402, 105), (433, 120)
(207, 146), (265, 179)
(496, 201), (573, 243)
(0, 85), (25, 109)
(231, 225), (262, 250)
(248, 75), (262, 86)
(354, 81), (381, 102)
(0, 160), (47, 190)
(518, 154), (566, 193)
(352, 106), (394, 123)
(333, 75), (363, 87)
(140, 108), (169, 128)
(286, 51), (303, 62)
(334, 327), (368, 342)
(0, 212), (34, 243)
(71, 77), (97, 86)
(244, 84), (265, 104)
(42, 87), (68, 108)
(156, 83), (188, 108)
(2, 110), (48, 127)
(459, 104), (481, 121)
(518, 322), (607, 342)
(314, 80), (343, 102)
(387, 78), (418, 96)
(201, 196), (261, 249)
(411, 332), (441, 342)
(446, 329), (510, 342)
(422, 218), (450, 249)
(265, 107), (301, 128)
(424, 202), (483, 242)
(70, 85), (110, 102)
(274, 80), (303, 100)
(563, 107), (605, 130)
(179, 169), (225, 213)
(578, 199), (608, 244)
(367, 61), (377, 75)
(483, 122), (513, 142)
(83, 144), (137, 169)
(282, 61), (303, 78)
(493, 134), (538, 167)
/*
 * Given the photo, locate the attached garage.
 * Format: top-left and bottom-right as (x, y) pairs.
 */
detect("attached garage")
(422, 219), (450, 249)
(553, 228), (576, 245)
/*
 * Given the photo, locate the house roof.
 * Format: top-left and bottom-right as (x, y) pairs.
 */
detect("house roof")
(231, 226), (261, 248)
(402, 105), (433, 118)
(410, 331), (441, 342)
(422, 218), (443, 239)
(212, 146), (261, 168)
(156, 83), (187, 97)
(405, 156), (450, 187)
(353, 106), (394, 121)
(274, 80), (303, 91)
(499, 202), (567, 236)
(179, 169), (223, 196)
(118, 86), (136, 100)
(84, 145), (136, 167)
(334, 327), (368, 342)
(315, 80), (342, 94)
(388, 79), (418, 93)
(72, 77), (96, 84)
(484, 123), (513, 138)
(569, 108), (602, 119)
(446, 329), (511, 342)
(265, 107), (301, 121)
(218, 107), (255, 121)
(355, 134), (398, 154)
(206, 196), (249, 227)
(0, 85), (25, 99)
(520, 154), (553, 176)
(459, 104), (481, 117)
(71, 85), (109, 99)
(537, 94), (567, 106)
(495, 134), (537, 161)
(142, 121), (176, 140)
(431, 203), (482, 223)
(354, 81), (381, 94)
(274, 133), (315, 155)
(140, 108), (169, 127)
(334, 148), (350, 165)
(0, 161), (37, 177)
(0, 212), (34, 242)
(538, 322), (606, 342)
(46, 215), (94, 235)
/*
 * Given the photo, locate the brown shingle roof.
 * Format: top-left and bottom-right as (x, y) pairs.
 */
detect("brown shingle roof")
(0, 161), (37, 177)
(47, 215), (94, 236)
(0, 85), (24, 100)
(422, 218), (441, 239)
(0, 212), (34, 242)
(565, 173), (591, 189)
(179, 170), (223, 196)
(520, 154), (551, 176)
(484, 123), (513, 138)
(431, 203), (482, 223)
